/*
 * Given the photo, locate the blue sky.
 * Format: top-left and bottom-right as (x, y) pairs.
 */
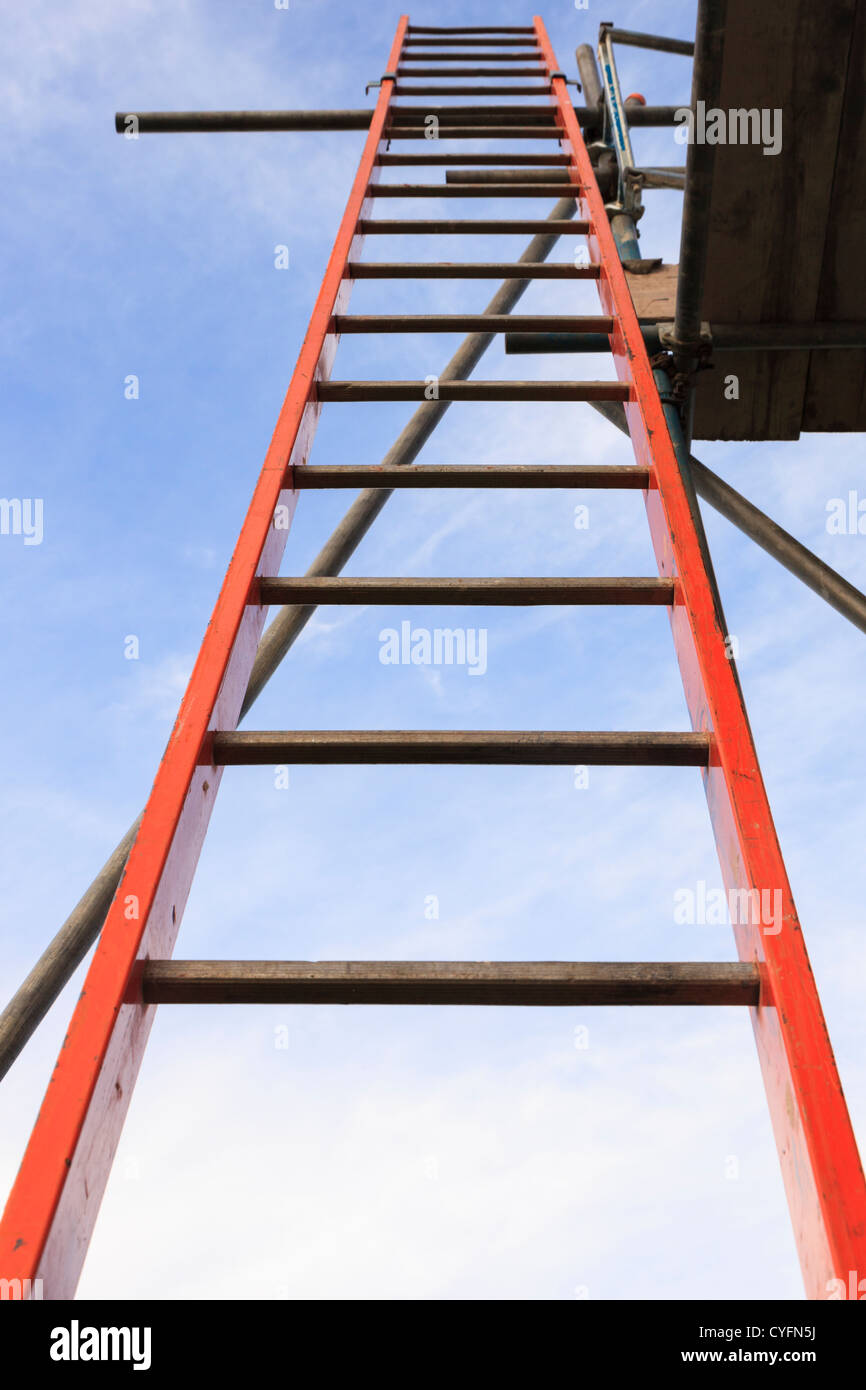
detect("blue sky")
(1, 0), (865, 1300)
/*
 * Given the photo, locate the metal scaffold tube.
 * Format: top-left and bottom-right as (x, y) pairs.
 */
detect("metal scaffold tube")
(589, 400), (866, 635)
(113, 106), (683, 135)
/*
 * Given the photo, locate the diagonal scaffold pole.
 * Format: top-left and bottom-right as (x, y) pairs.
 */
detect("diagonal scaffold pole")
(588, 410), (866, 637)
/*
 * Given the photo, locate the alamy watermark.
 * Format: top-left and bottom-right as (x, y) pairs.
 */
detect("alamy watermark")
(379, 621), (487, 676)
(0, 497), (43, 545)
(674, 101), (782, 157)
(826, 491), (866, 535)
(826, 1271), (866, 1300)
(674, 879), (783, 935)
(49, 1321), (151, 1370)
(1, 1277), (43, 1299)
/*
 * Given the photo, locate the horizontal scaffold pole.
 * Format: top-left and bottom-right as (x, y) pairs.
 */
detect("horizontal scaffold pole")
(113, 105), (682, 135)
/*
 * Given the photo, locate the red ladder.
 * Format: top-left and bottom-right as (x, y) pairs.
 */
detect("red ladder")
(1, 15), (864, 1299)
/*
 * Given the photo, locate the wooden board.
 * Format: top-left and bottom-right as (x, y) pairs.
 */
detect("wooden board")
(803, 0), (866, 432)
(627, 263), (678, 321)
(688, 0), (860, 439)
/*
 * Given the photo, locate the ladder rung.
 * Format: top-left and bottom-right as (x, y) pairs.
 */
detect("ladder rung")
(257, 578), (674, 606)
(357, 219), (589, 234)
(446, 169), (571, 184)
(396, 55), (547, 66)
(142, 961), (760, 1007)
(396, 68), (546, 78)
(348, 264), (599, 279)
(386, 128), (564, 141)
(317, 381), (628, 402)
(407, 25), (537, 32)
(394, 85), (552, 96)
(334, 314), (613, 332)
(403, 38), (541, 47)
(290, 465), (651, 489)
(212, 731), (711, 766)
(390, 105), (555, 119)
(370, 184), (579, 197)
(377, 153), (572, 165)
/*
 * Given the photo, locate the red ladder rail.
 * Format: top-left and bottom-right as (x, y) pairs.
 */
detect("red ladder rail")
(532, 14), (866, 1296)
(0, 17), (409, 1301)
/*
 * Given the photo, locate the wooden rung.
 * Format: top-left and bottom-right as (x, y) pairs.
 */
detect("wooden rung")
(386, 129), (563, 141)
(446, 169), (571, 184)
(394, 85), (552, 96)
(357, 219), (589, 234)
(402, 37), (541, 46)
(377, 153), (571, 165)
(407, 25), (537, 32)
(370, 184), (580, 198)
(317, 381), (628, 402)
(256, 577), (674, 606)
(348, 264), (599, 280)
(290, 465), (651, 489)
(212, 731), (711, 766)
(397, 51), (543, 59)
(396, 68), (546, 77)
(333, 314), (613, 332)
(397, 55), (544, 66)
(142, 961), (760, 1007)
(390, 104), (555, 119)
